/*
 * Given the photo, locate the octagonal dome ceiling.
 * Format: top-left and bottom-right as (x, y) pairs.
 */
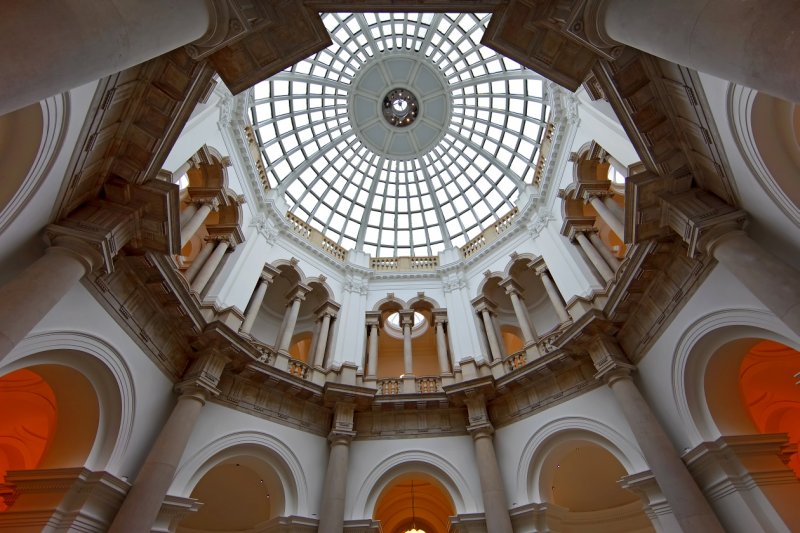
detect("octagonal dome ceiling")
(250, 12), (551, 257)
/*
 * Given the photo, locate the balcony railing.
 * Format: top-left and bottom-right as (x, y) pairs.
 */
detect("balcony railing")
(460, 206), (519, 258)
(377, 378), (402, 395)
(285, 212), (347, 261)
(416, 376), (441, 393)
(503, 350), (527, 372)
(371, 255), (439, 271)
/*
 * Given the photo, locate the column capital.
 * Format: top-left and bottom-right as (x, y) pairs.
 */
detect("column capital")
(315, 300), (341, 320)
(287, 283), (311, 302)
(175, 350), (230, 398)
(499, 277), (525, 297)
(398, 308), (416, 327)
(260, 264), (280, 284)
(45, 235), (105, 275)
(365, 311), (382, 328)
(185, 0), (251, 59)
(471, 295), (497, 314)
(659, 188), (747, 258)
(586, 335), (635, 383)
(529, 256), (549, 276)
(432, 308), (449, 326)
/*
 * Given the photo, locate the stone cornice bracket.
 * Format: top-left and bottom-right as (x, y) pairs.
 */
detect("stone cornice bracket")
(586, 334), (634, 384)
(175, 349), (231, 398)
(659, 188), (747, 258)
(185, 0), (251, 60)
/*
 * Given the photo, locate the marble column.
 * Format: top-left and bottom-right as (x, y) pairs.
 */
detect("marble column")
(604, 195), (625, 222)
(575, 231), (615, 282)
(0, 236), (103, 362)
(501, 280), (537, 346)
(190, 239), (229, 293)
(318, 403), (355, 533)
(240, 274), (272, 335)
(365, 314), (380, 378)
(704, 229), (800, 336)
(481, 310), (503, 362)
(535, 267), (571, 323)
(589, 336), (724, 532)
(433, 312), (451, 374)
(588, 194), (624, 239)
(399, 309), (415, 375)
(464, 395), (513, 533)
(180, 198), (219, 247)
(313, 302), (339, 368)
(108, 351), (228, 533)
(184, 240), (214, 284)
(277, 285), (308, 353)
(589, 231), (622, 271)
(179, 203), (198, 228)
(0, 0), (232, 115)
(591, 0), (800, 103)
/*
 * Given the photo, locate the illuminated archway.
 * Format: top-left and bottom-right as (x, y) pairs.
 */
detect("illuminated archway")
(373, 472), (455, 533)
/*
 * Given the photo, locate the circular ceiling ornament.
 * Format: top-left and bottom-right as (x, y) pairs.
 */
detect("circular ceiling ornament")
(348, 52), (450, 159)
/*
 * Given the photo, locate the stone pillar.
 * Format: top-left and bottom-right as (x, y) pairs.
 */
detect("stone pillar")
(313, 302), (339, 368)
(473, 297), (504, 362)
(399, 309), (416, 375)
(108, 351), (229, 533)
(240, 272), (274, 335)
(179, 203), (198, 228)
(0, 236), (103, 362)
(277, 285), (309, 354)
(575, 231), (615, 282)
(589, 231), (622, 271)
(183, 239), (214, 284)
(433, 310), (451, 374)
(0, 1), (236, 116)
(464, 394), (513, 533)
(365, 313), (381, 378)
(590, 0), (800, 103)
(588, 194), (625, 239)
(500, 279), (538, 345)
(318, 403), (356, 533)
(190, 238), (229, 293)
(588, 336), (725, 532)
(180, 198), (219, 247)
(662, 189), (800, 336)
(533, 261), (571, 323)
(604, 195), (625, 222)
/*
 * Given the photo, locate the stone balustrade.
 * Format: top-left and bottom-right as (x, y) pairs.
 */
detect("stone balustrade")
(460, 207), (519, 258)
(284, 212), (347, 261)
(416, 376), (441, 393)
(370, 255), (439, 271)
(503, 350), (527, 372)
(377, 378), (402, 395)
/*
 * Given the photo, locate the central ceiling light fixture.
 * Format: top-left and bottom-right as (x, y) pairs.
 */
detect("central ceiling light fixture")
(404, 480), (425, 533)
(383, 87), (419, 127)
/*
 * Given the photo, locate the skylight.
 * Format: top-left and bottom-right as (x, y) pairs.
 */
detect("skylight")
(250, 12), (551, 257)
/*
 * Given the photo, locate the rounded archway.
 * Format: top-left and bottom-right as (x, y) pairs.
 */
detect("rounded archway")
(0, 363), (100, 511)
(176, 454), (283, 532)
(373, 472), (455, 533)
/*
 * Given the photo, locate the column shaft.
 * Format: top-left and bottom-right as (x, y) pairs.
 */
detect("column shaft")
(480, 309), (504, 362)
(0, 0), (215, 115)
(708, 231), (800, 335)
(367, 324), (379, 378)
(589, 231), (622, 271)
(539, 271), (571, 323)
(278, 297), (303, 353)
(604, 195), (625, 223)
(589, 195), (625, 239)
(435, 322), (450, 374)
(240, 278), (269, 334)
(190, 240), (228, 293)
(599, 0), (800, 103)
(180, 201), (213, 247)
(576, 231), (614, 281)
(507, 291), (536, 344)
(472, 431), (514, 533)
(607, 373), (724, 532)
(313, 314), (332, 367)
(184, 240), (214, 284)
(0, 241), (101, 362)
(179, 203), (198, 229)
(108, 391), (206, 533)
(402, 323), (413, 375)
(318, 437), (351, 533)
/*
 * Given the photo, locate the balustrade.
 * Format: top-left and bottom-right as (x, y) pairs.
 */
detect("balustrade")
(377, 378), (402, 395)
(504, 350), (527, 372)
(416, 376), (441, 393)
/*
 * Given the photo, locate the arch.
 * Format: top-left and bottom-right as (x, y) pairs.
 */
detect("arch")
(306, 276), (335, 302)
(0, 94), (68, 234)
(672, 308), (800, 444)
(171, 431), (308, 516)
(372, 294), (408, 311)
(373, 472), (456, 533)
(728, 84), (800, 228)
(269, 259), (306, 286)
(407, 294), (441, 310)
(1, 331), (135, 474)
(350, 449), (479, 520)
(502, 253), (540, 279)
(517, 417), (647, 503)
(475, 272), (504, 299)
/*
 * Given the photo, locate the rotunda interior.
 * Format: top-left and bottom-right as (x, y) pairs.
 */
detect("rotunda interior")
(0, 2), (799, 533)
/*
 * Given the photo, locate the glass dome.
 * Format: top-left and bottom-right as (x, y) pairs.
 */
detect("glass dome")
(250, 12), (551, 257)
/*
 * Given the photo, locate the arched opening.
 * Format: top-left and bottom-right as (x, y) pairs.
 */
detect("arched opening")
(500, 325), (524, 355)
(0, 364), (99, 511)
(177, 454), (283, 532)
(738, 340), (800, 477)
(373, 472), (455, 533)
(539, 439), (651, 532)
(288, 332), (313, 363)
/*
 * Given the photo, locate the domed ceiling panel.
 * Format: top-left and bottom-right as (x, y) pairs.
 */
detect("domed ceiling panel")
(250, 13), (551, 257)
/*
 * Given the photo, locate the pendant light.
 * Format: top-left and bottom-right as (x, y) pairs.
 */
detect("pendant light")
(403, 480), (425, 533)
